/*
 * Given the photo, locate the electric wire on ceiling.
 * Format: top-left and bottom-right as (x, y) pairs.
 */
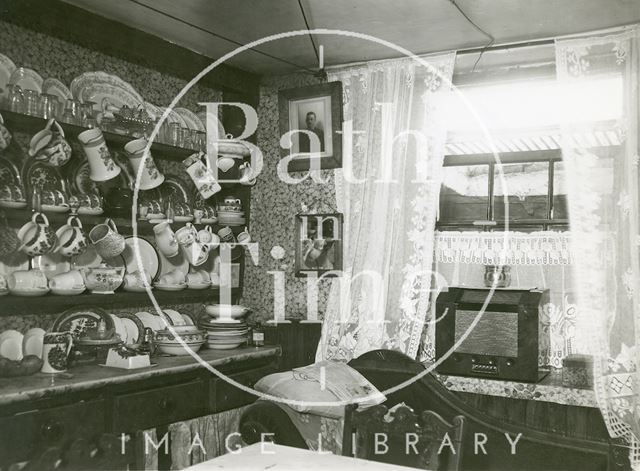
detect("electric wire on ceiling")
(448, 0), (495, 72)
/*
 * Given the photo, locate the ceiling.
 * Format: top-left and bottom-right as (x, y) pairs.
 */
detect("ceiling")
(62, 0), (640, 76)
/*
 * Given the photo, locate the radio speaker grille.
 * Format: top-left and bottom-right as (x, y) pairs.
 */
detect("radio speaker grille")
(454, 310), (518, 357)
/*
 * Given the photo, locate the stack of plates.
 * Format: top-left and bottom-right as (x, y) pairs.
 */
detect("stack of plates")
(217, 210), (245, 226)
(199, 319), (248, 350)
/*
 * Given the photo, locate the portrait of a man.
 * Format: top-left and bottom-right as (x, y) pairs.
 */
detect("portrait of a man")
(298, 111), (325, 153)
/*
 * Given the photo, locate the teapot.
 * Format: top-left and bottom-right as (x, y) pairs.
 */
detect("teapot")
(81, 262), (125, 294)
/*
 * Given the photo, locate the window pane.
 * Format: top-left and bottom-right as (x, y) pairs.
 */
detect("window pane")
(439, 165), (489, 222)
(553, 161), (568, 220)
(493, 162), (549, 220)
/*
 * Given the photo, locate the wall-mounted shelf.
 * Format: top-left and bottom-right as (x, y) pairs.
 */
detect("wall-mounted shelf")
(0, 287), (241, 316)
(0, 109), (195, 161)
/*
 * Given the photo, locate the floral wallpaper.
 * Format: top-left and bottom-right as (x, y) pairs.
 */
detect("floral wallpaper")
(242, 73), (337, 322)
(0, 20), (221, 333)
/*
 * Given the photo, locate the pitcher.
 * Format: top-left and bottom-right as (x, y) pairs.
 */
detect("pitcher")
(124, 138), (164, 190)
(41, 332), (73, 374)
(78, 128), (121, 182)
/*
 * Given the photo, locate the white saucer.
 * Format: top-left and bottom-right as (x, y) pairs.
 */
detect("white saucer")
(174, 215), (194, 223)
(123, 285), (153, 292)
(0, 200), (27, 209)
(187, 282), (211, 290)
(42, 204), (70, 213)
(154, 283), (187, 291)
(78, 206), (103, 216)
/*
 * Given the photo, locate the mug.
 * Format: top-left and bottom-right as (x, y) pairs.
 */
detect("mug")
(175, 223), (209, 266)
(217, 226), (235, 244)
(28, 119), (72, 167)
(78, 128), (121, 182)
(237, 227), (251, 244)
(0, 112), (12, 151)
(89, 218), (125, 259)
(17, 212), (57, 256)
(49, 270), (85, 291)
(41, 332), (73, 374)
(153, 221), (179, 258)
(8, 269), (48, 291)
(124, 138), (164, 190)
(197, 225), (214, 244)
(55, 216), (88, 257)
(183, 152), (221, 199)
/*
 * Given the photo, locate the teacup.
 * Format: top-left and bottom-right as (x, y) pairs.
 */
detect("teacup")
(197, 225), (214, 244)
(186, 270), (210, 285)
(158, 269), (186, 286)
(8, 269), (48, 291)
(237, 227), (251, 244)
(176, 223), (209, 266)
(89, 218), (125, 259)
(55, 216), (88, 257)
(18, 212), (57, 256)
(41, 332), (73, 374)
(49, 270), (85, 291)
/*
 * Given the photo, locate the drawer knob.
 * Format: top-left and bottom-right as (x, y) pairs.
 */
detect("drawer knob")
(41, 421), (64, 441)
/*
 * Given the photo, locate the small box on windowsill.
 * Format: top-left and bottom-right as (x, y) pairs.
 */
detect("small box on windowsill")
(105, 347), (151, 369)
(562, 354), (594, 389)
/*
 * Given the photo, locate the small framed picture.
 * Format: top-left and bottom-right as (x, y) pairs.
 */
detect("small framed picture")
(295, 213), (343, 277)
(278, 82), (343, 172)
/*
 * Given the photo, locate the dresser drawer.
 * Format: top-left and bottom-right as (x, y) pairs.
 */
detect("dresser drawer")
(113, 379), (206, 431)
(0, 399), (106, 465)
(210, 365), (276, 412)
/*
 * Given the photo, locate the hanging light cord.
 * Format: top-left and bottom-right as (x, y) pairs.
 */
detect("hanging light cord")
(297, 0), (327, 79)
(448, 0), (495, 72)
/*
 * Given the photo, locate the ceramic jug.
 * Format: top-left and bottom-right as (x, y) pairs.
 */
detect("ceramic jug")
(28, 119), (72, 167)
(183, 152), (221, 199)
(153, 221), (179, 258)
(17, 212), (57, 256)
(41, 332), (73, 374)
(89, 218), (125, 259)
(78, 128), (121, 182)
(124, 138), (164, 190)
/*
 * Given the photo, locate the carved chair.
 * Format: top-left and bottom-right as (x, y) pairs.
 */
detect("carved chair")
(342, 403), (465, 471)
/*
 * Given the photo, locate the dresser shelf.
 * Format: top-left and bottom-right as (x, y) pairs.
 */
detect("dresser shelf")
(0, 287), (241, 316)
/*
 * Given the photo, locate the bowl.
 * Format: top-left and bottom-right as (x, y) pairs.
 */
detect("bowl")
(156, 341), (204, 356)
(205, 304), (250, 319)
(155, 328), (204, 344)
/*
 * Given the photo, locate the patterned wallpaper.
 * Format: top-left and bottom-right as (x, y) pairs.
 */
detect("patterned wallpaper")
(0, 20), (222, 332)
(241, 73), (338, 322)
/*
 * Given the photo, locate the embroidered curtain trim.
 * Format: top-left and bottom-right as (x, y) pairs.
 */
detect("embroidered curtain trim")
(435, 231), (573, 266)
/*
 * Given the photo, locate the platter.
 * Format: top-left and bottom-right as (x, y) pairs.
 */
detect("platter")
(70, 72), (143, 104)
(42, 78), (72, 102)
(162, 175), (191, 204)
(69, 160), (98, 195)
(175, 108), (204, 131)
(121, 236), (159, 279)
(8, 67), (43, 92)
(0, 53), (16, 97)
(135, 311), (168, 332)
(78, 82), (143, 113)
(163, 309), (185, 326)
(22, 158), (67, 194)
(52, 306), (114, 339)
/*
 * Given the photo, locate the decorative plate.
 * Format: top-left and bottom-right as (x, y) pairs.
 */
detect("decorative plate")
(71, 245), (102, 270)
(175, 108), (205, 132)
(163, 309), (185, 326)
(69, 160), (98, 195)
(162, 175), (191, 204)
(118, 313), (145, 344)
(121, 236), (159, 279)
(42, 77), (72, 102)
(52, 306), (115, 339)
(182, 314), (195, 325)
(33, 253), (71, 280)
(8, 67), (43, 92)
(70, 71), (143, 104)
(23, 158), (66, 194)
(0, 53), (16, 97)
(158, 107), (187, 127)
(0, 157), (22, 186)
(135, 311), (168, 332)
(78, 82), (143, 113)
(103, 254), (126, 269)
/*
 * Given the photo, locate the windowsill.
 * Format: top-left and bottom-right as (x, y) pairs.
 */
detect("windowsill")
(424, 366), (597, 408)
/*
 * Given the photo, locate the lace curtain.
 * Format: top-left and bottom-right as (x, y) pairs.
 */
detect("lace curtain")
(423, 231), (579, 368)
(556, 27), (640, 466)
(316, 53), (456, 362)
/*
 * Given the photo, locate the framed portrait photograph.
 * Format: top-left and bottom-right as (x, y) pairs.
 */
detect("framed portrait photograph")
(294, 213), (343, 277)
(278, 81), (343, 172)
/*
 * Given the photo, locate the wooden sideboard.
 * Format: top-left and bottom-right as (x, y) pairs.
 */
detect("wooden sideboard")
(0, 347), (280, 470)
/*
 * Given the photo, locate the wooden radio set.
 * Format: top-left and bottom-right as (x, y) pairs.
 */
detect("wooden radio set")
(435, 287), (549, 383)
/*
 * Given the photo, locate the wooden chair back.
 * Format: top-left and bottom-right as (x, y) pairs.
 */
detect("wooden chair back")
(342, 403), (465, 471)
